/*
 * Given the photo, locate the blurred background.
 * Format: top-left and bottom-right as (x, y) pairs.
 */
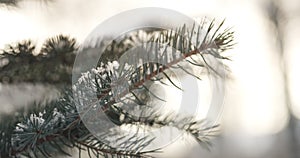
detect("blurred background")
(0, 0), (299, 157)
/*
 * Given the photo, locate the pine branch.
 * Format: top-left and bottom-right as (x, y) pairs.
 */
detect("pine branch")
(1, 91), (155, 157)
(0, 89), (218, 157)
(0, 19), (234, 157)
(0, 35), (77, 85)
(0, 0), (17, 6)
(74, 20), (234, 115)
(0, 0), (51, 7)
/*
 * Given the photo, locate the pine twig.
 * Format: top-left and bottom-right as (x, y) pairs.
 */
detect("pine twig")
(0, 19), (234, 157)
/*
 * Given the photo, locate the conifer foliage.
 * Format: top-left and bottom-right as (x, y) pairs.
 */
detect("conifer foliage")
(0, 19), (234, 157)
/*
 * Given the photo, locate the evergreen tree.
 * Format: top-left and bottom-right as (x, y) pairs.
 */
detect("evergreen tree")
(0, 4), (234, 157)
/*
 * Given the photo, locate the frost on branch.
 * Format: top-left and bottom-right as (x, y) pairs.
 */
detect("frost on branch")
(0, 19), (234, 158)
